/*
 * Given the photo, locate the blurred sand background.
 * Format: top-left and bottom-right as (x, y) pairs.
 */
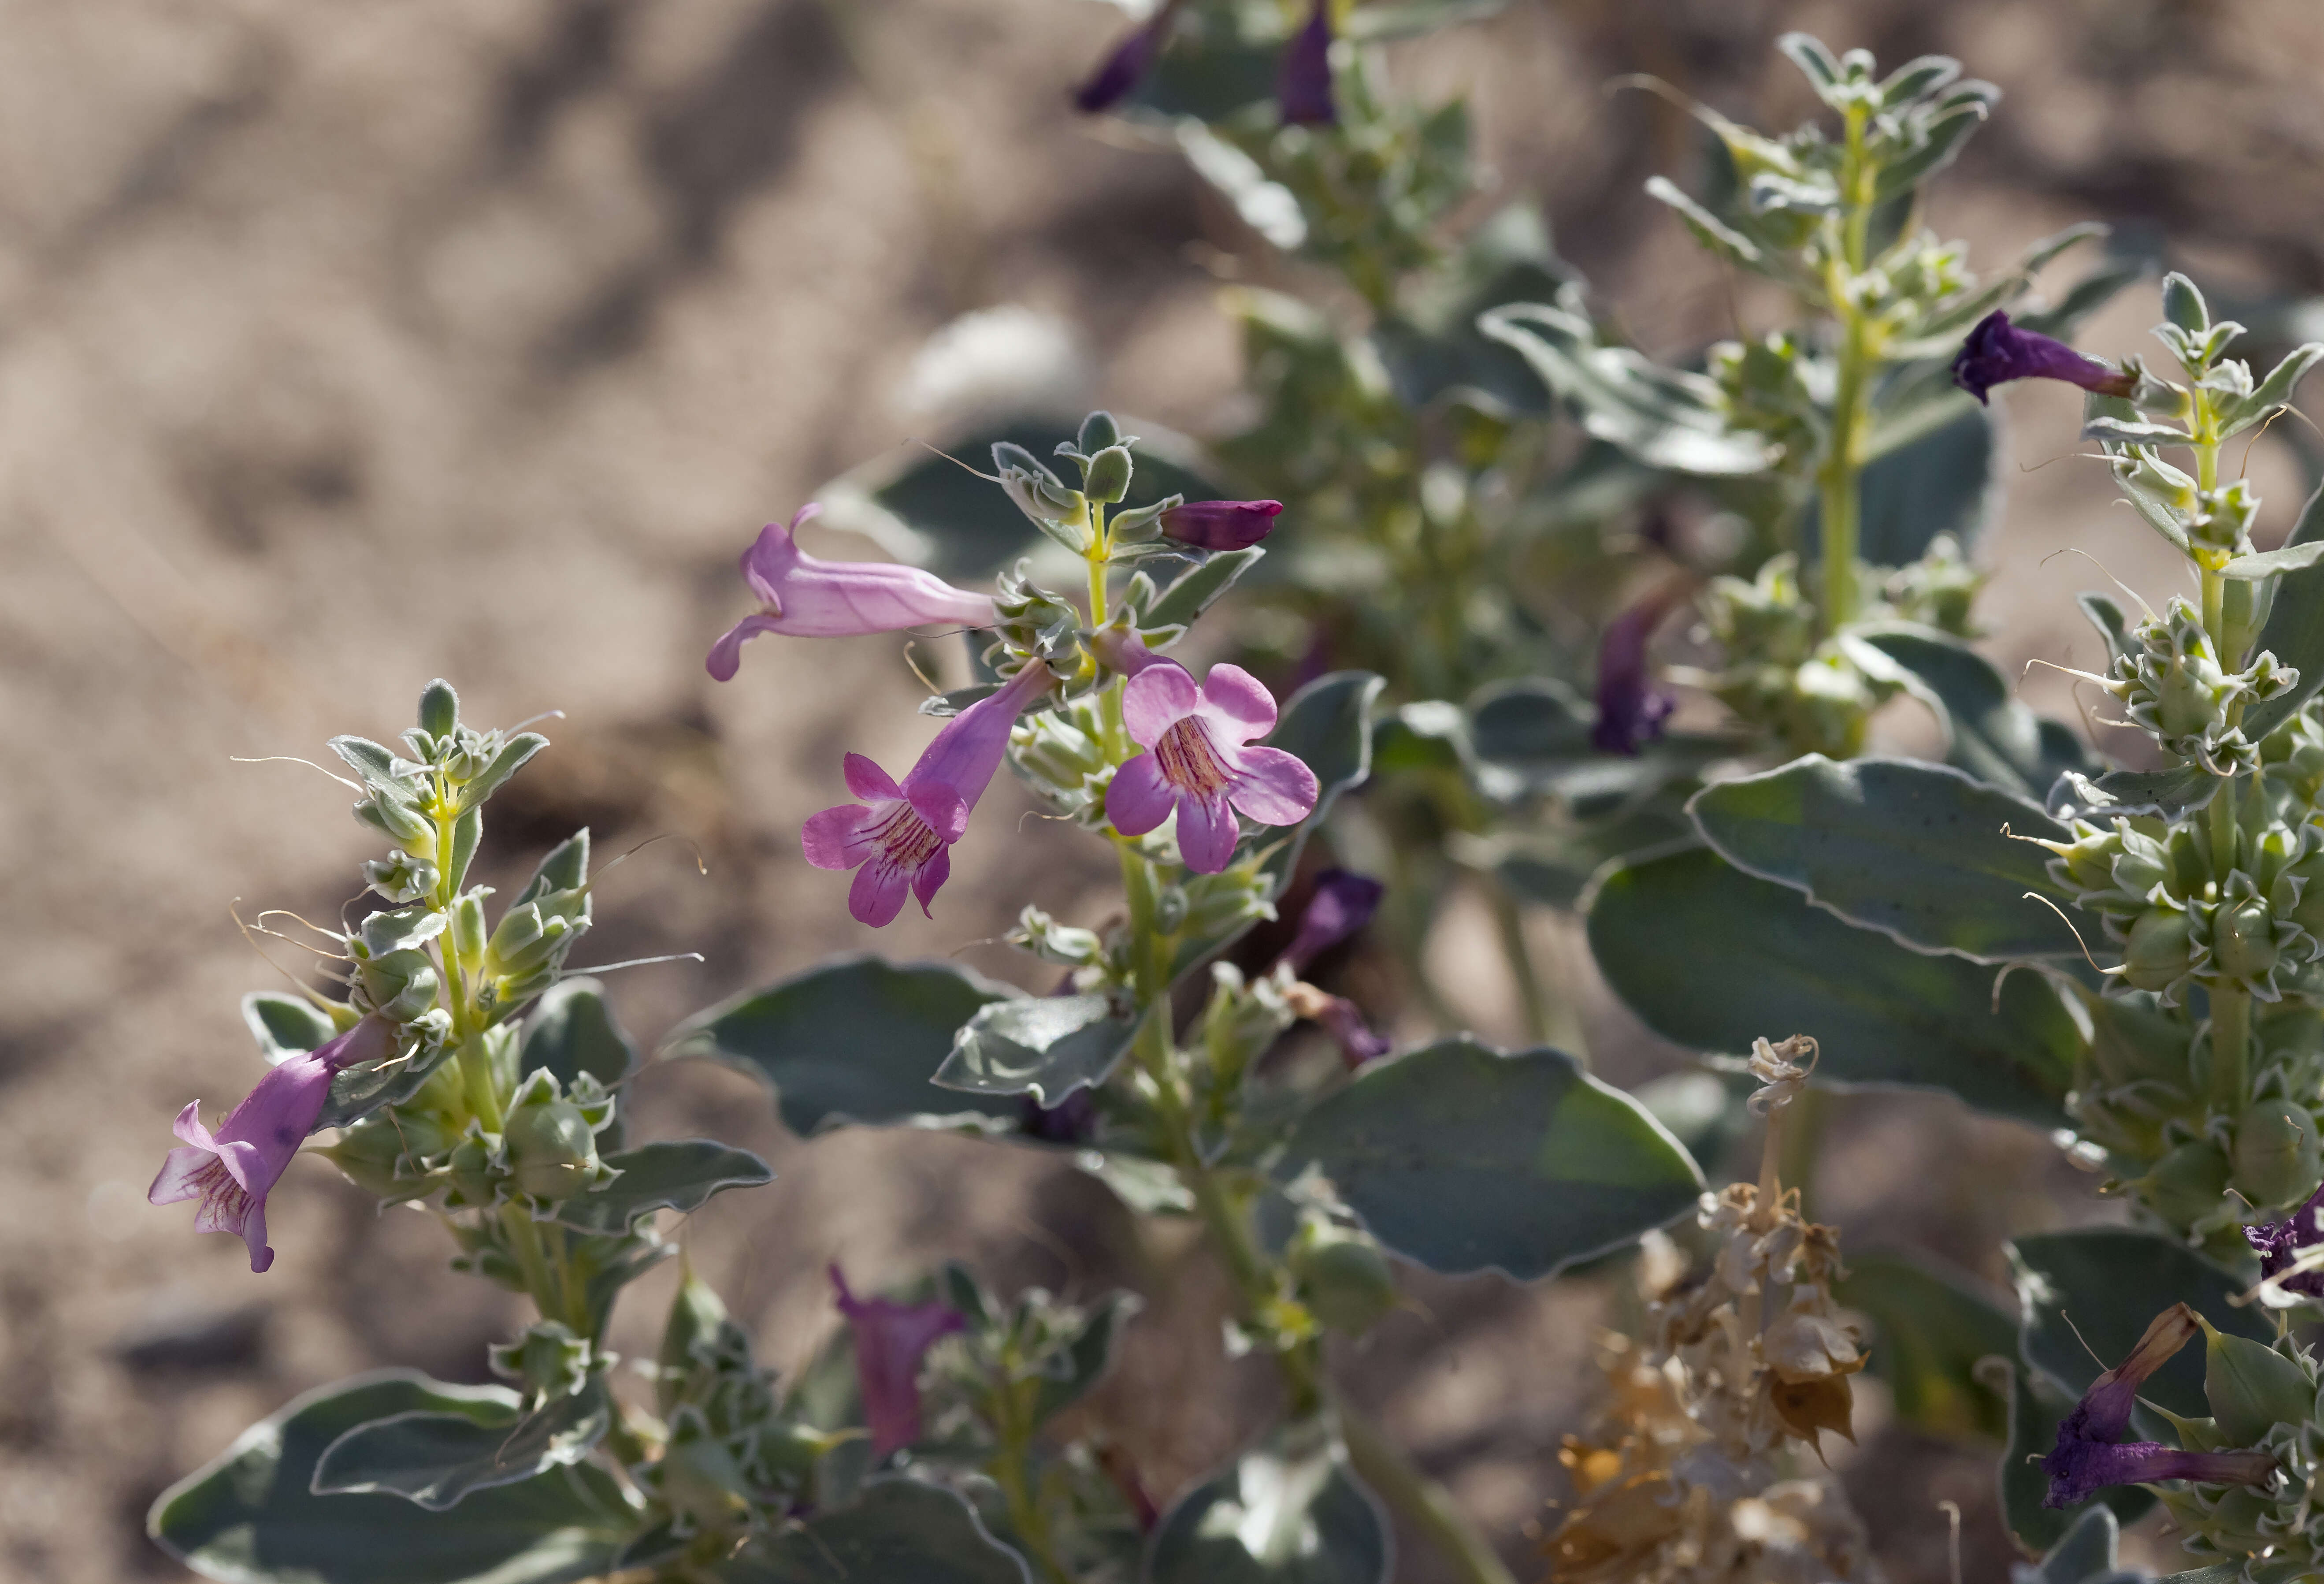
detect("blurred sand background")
(7, 0), (2324, 1578)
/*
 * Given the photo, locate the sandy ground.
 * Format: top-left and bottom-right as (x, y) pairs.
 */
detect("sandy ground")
(7, 1), (2324, 1579)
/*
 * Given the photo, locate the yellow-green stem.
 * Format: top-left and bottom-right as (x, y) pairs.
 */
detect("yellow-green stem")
(1818, 106), (1875, 635)
(1118, 841), (1504, 1583)
(2194, 417), (2248, 1112)
(989, 1375), (1073, 1584)
(1339, 1403), (1519, 1584)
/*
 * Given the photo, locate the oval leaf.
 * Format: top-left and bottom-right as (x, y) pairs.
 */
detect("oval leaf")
(933, 994), (1140, 1104)
(312, 1381), (611, 1512)
(1689, 755), (2078, 962)
(548, 1141), (773, 1235)
(1146, 1420), (1388, 1584)
(1586, 847), (2076, 1126)
(716, 1479), (1032, 1584)
(661, 956), (1021, 1134)
(1275, 1037), (1703, 1279)
(148, 1370), (636, 1584)
(1857, 628), (2096, 798)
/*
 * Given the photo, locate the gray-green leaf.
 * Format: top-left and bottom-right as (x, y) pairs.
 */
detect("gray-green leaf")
(1146, 1420), (1388, 1584)
(1276, 1038), (1702, 1279)
(547, 1141), (772, 1235)
(148, 1370), (636, 1584)
(1586, 847), (2076, 1126)
(932, 994), (1140, 1104)
(1689, 755), (2077, 962)
(519, 978), (639, 1090)
(714, 1479), (1032, 1584)
(660, 956), (1021, 1134)
(311, 1380), (611, 1512)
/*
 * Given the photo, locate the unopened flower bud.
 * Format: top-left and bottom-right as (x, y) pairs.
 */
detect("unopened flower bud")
(445, 1136), (499, 1207)
(2138, 1138), (2231, 1227)
(1290, 1226), (1398, 1336)
(1158, 499), (1282, 551)
(2214, 896), (2283, 984)
(355, 948), (441, 1023)
(418, 679), (460, 740)
(2123, 908), (2197, 993)
(452, 891), (489, 973)
(504, 1083), (604, 1202)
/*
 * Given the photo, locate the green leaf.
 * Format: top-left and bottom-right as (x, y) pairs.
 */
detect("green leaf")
(148, 1371), (636, 1584)
(1144, 547), (1265, 632)
(1146, 1420), (1388, 1584)
(2007, 1230), (2268, 1417)
(548, 1141), (772, 1235)
(817, 420), (1225, 583)
(2220, 342), (2324, 439)
(312, 1380), (611, 1512)
(2224, 539), (2324, 580)
(714, 1479), (1032, 1584)
(459, 733), (549, 813)
(1372, 203), (1574, 414)
(1586, 847), (2077, 1126)
(519, 978), (639, 1090)
(661, 956), (1022, 1134)
(1833, 1250), (2015, 1442)
(513, 832), (589, 910)
(2057, 765), (2218, 820)
(1857, 628), (2094, 798)
(244, 993), (339, 1061)
(1478, 301), (1775, 476)
(932, 994), (1140, 1104)
(1997, 1357), (2154, 1554)
(1275, 1037), (1702, 1279)
(2238, 556), (2324, 740)
(1690, 755), (2076, 962)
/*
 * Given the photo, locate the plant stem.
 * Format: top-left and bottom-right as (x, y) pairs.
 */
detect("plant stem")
(1818, 105), (1875, 636)
(990, 1377), (1074, 1584)
(1485, 881), (1580, 1056)
(1117, 838), (1509, 1583)
(2192, 411), (2248, 1112)
(1339, 1402), (1519, 1584)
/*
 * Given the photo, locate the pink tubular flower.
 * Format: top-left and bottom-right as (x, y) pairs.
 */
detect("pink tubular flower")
(1108, 662), (1318, 874)
(149, 1017), (390, 1273)
(803, 663), (1052, 926)
(707, 504), (997, 681)
(830, 1264), (966, 1458)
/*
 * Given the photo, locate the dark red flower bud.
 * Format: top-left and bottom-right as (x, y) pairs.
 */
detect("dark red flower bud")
(1158, 498), (1284, 551)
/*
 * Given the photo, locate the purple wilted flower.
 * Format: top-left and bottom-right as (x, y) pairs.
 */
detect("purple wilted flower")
(1159, 499), (1283, 552)
(1593, 579), (1692, 755)
(804, 663), (1052, 926)
(2042, 1303), (2278, 1508)
(2246, 1181), (2324, 1300)
(1019, 1086), (1100, 1145)
(707, 504), (997, 681)
(1108, 661), (1320, 874)
(1074, 2), (1177, 114)
(1277, 0), (1336, 126)
(1952, 311), (2136, 407)
(1285, 981), (1392, 1068)
(149, 1016), (391, 1273)
(830, 1264), (966, 1458)
(1281, 869), (1385, 972)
